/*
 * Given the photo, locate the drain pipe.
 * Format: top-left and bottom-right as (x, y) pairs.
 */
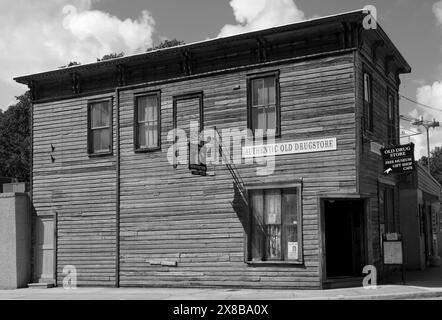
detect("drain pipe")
(115, 87), (121, 288)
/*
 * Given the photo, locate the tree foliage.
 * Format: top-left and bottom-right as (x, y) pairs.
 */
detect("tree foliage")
(97, 52), (125, 62)
(419, 147), (442, 185)
(147, 38), (185, 52)
(59, 61), (82, 69)
(0, 92), (31, 181)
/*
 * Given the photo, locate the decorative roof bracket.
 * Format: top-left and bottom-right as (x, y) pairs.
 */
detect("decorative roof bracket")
(372, 40), (385, 64)
(255, 38), (269, 63)
(181, 50), (193, 76)
(27, 80), (38, 101)
(71, 73), (80, 94)
(341, 22), (349, 49)
(116, 64), (127, 87)
(395, 68), (406, 86)
(384, 55), (395, 76)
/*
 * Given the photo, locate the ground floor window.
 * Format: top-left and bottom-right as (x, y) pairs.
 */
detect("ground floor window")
(248, 186), (302, 262)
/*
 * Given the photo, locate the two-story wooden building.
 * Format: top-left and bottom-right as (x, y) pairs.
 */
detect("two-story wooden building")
(15, 10), (411, 289)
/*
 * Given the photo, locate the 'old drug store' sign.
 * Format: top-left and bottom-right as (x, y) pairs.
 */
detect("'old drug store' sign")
(381, 143), (415, 175)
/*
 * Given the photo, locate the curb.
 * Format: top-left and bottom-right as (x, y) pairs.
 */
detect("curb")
(325, 290), (442, 300)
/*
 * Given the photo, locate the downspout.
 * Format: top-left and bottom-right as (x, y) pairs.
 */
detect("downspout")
(115, 87), (121, 288)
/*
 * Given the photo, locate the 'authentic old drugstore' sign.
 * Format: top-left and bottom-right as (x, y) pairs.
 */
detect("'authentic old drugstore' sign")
(381, 143), (416, 175)
(242, 137), (337, 158)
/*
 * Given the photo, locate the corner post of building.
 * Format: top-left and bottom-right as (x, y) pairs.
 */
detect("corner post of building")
(115, 86), (121, 288)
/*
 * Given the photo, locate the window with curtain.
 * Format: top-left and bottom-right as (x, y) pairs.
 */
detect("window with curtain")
(249, 187), (301, 262)
(248, 73), (279, 135)
(88, 100), (112, 155)
(135, 93), (160, 151)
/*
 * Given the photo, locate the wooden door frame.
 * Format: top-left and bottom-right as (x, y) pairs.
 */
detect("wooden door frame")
(33, 213), (55, 283)
(319, 195), (368, 285)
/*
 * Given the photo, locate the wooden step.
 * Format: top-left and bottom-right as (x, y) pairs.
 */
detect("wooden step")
(323, 277), (364, 289)
(27, 283), (55, 289)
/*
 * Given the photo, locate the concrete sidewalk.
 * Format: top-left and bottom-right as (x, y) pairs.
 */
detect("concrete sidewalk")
(1, 267), (442, 300)
(1, 284), (442, 300)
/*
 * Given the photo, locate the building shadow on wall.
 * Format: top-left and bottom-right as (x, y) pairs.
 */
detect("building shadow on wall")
(231, 182), (249, 233)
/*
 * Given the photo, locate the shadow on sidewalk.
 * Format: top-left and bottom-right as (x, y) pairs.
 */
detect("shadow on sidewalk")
(387, 266), (442, 288)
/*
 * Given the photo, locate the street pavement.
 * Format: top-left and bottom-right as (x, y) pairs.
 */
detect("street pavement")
(1, 267), (442, 300)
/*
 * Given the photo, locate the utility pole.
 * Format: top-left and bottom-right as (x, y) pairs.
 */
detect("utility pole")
(410, 116), (440, 172)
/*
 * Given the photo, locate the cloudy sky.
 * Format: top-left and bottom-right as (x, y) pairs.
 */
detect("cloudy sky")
(1, 0), (442, 158)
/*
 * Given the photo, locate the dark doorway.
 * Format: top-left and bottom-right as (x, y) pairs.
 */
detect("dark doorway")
(324, 200), (365, 278)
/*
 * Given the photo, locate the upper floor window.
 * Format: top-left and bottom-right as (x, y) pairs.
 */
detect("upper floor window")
(248, 72), (280, 136)
(388, 93), (396, 144)
(135, 92), (160, 151)
(363, 72), (373, 132)
(88, 99), (112, 155)
(248, 186), (302, 263)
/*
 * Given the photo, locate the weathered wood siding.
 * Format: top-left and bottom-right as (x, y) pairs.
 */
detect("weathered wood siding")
(33, 94), (117, 287)
(25, 11), (412, 289)
(117, 53), (357, 288)
(355, 49), (400, 267)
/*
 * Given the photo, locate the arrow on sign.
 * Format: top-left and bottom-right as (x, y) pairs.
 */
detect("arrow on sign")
(384, 168), (392, 174)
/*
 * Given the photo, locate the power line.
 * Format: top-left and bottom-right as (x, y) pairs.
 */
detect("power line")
(399, 94), (441, 113)
(399, 114), (414, 122)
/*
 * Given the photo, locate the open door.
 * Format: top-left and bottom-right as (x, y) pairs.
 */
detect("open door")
(323, 199), (366, 279)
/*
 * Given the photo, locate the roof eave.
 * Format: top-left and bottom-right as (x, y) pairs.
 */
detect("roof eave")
(14, 9), (367, 85)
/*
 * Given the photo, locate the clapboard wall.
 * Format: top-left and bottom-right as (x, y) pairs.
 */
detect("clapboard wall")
(355, 48), (401, 268)
(117, 53), (357, 288)
(32, 53), (357, 288)
(24, 11), (412, 289)
(33, 94), (117, 287)
(31, 50), (411, 288)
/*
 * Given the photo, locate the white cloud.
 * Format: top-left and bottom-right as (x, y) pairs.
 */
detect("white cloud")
(434, 1), (442, 25)
(408, 81), (442, 159)
(61, 5), (155, 61)
(0, 0), (156, 109)
(406, 3), (442, 159)
(218, 0), (305, 37)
